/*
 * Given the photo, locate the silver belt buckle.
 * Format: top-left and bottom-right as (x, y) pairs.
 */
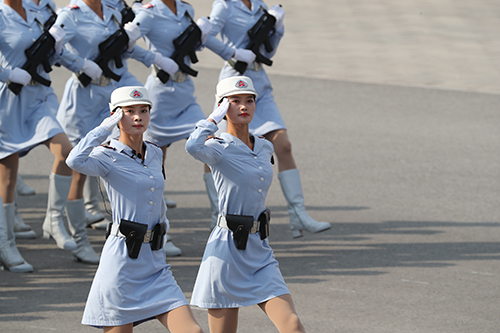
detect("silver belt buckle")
(252, 61), (262, 71)
(143, 230), (153, 243)
(250, 220), (259, 233)
(28, 78), (37, 86)
(173, 72), (188, 83)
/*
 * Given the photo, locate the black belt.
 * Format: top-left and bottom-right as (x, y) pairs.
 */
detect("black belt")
(106, 219), (167, 259)
(217, 209), (271, 250)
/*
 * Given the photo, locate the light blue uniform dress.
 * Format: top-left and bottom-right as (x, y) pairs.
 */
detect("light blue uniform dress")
(205, 0), (285, 136)
(66, 126), (188, 328)
(0, 2), (63, 159)
(133, 0), (205, 147)
(56, 0), (155, 145)
(186, 120), (290, 308)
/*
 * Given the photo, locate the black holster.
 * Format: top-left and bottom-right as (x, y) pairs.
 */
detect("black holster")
(150, 222), (167, 251)
(225, 214), (254, 250)
(258, 208), (271, 240)
(119, 219), (147, 259)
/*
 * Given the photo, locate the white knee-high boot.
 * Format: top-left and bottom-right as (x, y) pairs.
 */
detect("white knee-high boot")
(42, 173), (77, 250)
(278, 169), (331, 238)
(16, 174), (36, 196)
(203, 172), (219, 230)
(66, 199), (100, 264)
(2, 203), (33, 272)
(13, 192), (36, 239)
(83, 176), (109, 230)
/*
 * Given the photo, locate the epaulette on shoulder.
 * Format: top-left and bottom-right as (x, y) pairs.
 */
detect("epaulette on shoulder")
(145, 140), (160, 148)
(100, 144), (116, 150)
(142, 3), (153, 8)
(66, 4), (79, 9)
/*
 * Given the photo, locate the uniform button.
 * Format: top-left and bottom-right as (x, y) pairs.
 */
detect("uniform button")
(29, 28), (33, 31)
(260, 177), (264, 182)
(32, 39), (36, 42)
(258, 189), (262, 193)
(150, 188), (155, 192)
(144, 165), (148, 169)
(254, 156), (258, 159)
(259, 166), (263, 170)
(149, 175), (154, 179)
(149, 201), (153, 205)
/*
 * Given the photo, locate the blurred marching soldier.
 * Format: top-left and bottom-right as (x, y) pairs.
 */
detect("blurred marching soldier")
(0, 0), (71, 272)
(131, 0), (213, 256)
(51, 0), (149, 264)
(203, 0), (331, 238)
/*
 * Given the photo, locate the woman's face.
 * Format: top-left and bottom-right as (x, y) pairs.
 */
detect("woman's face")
(224, 94), (255, 125)
(117, 104), (150, 136)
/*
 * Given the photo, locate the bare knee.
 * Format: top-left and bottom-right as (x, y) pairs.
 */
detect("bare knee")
(274, 138), (292, 159)
(282, 313), (305, 333)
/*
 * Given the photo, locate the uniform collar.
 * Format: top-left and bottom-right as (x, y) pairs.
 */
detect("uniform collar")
(154, 0), (190, 20)
(110, 139), (150, 165)
(76, 0), (120, 25)
(221, 132), (263, 154)
(1, 2), (38, 26)
(232, 0), (261, 15)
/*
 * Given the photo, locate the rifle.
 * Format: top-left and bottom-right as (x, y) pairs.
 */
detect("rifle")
(8, 13), (57, 95)
(76, 26), (129, 87)
(233, 6), (278, 75)
(156, 15), (201, 84)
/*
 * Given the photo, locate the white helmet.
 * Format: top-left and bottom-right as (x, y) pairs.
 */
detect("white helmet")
(109, 86), (152, 113)
(215, 76), (258, 102)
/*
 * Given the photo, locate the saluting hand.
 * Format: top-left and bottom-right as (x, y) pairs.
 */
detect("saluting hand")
(8, 68), (31, 86)
(208, 98), (230, 124)
(100, 108), (123, 132)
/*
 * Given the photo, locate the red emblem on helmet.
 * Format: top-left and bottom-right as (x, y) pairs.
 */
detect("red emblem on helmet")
(236, 80), (247, 88)
(131, 90), (143, 98)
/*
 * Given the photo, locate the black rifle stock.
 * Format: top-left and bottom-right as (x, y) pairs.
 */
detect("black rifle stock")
(8, 14), (57, 95)
(156, 19), (202, 84)
(77, 28), (129, 87)
(233, 7), (277, 75)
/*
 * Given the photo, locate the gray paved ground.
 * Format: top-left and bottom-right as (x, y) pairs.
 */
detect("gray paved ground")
(1, 1), (500, 332)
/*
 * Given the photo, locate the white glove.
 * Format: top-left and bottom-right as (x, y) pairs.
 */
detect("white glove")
(81, 59), (102, 81)
(100, 108), (123, 132)
(233, 48), (256, 64)
(268, 5), (285, 30)
(208, 98), (229, 124)
(49, 25), (66, 54)
(124, 22), (141, 51)
(8, 68), (31, 86)
(196, 17), (212, 45)
(153, 53), (179, 77)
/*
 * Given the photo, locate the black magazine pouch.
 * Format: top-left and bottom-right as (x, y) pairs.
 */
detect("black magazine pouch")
(119, 219), (147, 259)
(225, 214), (253, 250)
(150, 222), (167, 251)
(259, 208), (271, 240)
